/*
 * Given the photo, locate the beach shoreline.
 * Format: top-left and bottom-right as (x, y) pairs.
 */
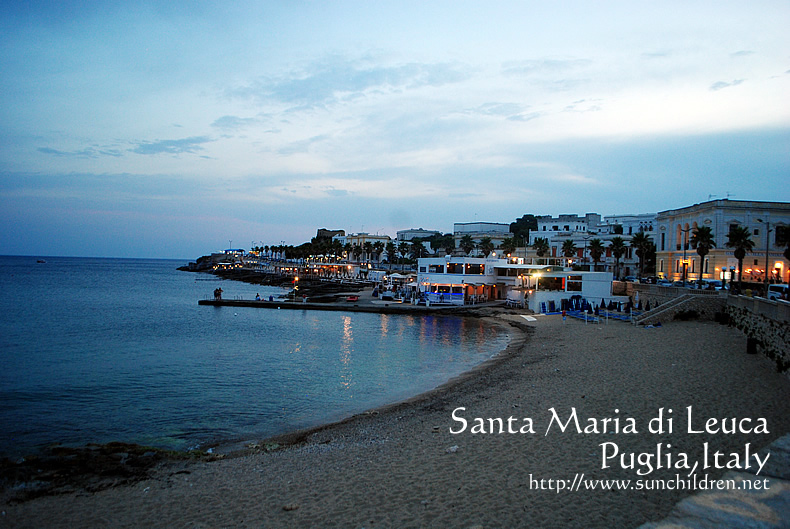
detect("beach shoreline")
(4, 315), (790, 528)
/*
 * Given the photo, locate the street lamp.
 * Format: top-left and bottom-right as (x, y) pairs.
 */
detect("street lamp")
(582, 235), (591, 271)
(757, 218), (772, 289)
(680, 226), (691, 287)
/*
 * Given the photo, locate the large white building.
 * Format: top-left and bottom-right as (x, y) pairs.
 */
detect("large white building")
(453, 222), (512, 255)
(525, 212), (657, 277)
(396, 228), (441, 242)
(655, 199), (790, 284)
(416, 256), (625, 311)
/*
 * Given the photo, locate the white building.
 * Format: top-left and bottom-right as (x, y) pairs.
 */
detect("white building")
(601, 213), (657, 237)
(453, 222), (512, 255)
(655, 199), (790, 284)
(416, 256), (625, 311)
(396, 228), (441, 242)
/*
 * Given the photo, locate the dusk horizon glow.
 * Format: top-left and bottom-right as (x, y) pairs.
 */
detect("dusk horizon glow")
(2, 1), (788, 259)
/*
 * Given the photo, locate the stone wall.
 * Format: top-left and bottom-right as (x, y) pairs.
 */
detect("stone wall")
(635, 294), (726, 325)
(726, 296), (790, 373)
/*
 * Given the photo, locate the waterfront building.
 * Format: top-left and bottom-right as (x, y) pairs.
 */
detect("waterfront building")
(601, 213), (657, 236)
(453, 222), (512, 256)
(533, 213), (602, 236)
(416, 256), (625, 311)
(315, 228), (345, 240)
(396, 228), (441, 242)
(655, 199), (790, 284)
(524, 212), (656, 277)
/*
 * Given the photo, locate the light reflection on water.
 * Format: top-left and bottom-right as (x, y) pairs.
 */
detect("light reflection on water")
(0, 256), (510, 457)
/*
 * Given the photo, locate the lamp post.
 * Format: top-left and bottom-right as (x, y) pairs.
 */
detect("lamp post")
(757, 218), (772, 289)
(680, 227), (691, 286)
(583, 235), (591, 271)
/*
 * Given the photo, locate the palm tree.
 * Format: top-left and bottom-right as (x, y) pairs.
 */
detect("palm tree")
(352, 244), (362, 262)
(459, 235), (475, 255)
(532, 237), (549, 264)
(609, 237), (626, 279)
(630, 231), (652, 279)
(362, 241), (373, 262)
(561, 240), (577, 266)
(398, 242), (410, 264)
(385, 241), (396, 267)
(725, 226), (754, 289)
(588, 238), (604, 271)
(500, 237), (516, 257)
(410, 240), (426, 260)
(479, 236), (494, 256)
(373, 241), (385, 263)
(690, 226), (716, 286)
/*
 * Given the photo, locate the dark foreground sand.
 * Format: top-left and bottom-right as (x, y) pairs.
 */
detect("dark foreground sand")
(3, 315), (790, 529)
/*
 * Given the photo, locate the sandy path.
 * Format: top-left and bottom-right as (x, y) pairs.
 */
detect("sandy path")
(4, 316), (790, 529)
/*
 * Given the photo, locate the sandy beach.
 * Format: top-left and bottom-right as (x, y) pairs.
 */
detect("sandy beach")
(3, 313), (790, 529)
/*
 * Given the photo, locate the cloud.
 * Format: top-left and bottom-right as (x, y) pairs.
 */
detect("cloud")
(130, 136), (212, 155)
(501, 58), (592, 77)
(277, 134), (331, 155)
(37, 146), (124, 158)
(211, 115), (263, 129)
(226, 57), (472, 108)
(709, 79), (745, 91)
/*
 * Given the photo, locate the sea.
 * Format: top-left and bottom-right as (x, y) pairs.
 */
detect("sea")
(0, 256), (509, 458)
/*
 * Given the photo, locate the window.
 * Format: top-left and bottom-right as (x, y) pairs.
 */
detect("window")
(754, 229), (759, 236)
(419, 266), (427, 273)
(659, 259), (664, 272)
(465, 263), (484, 274)
(447, 263), (463, 274)
(661, 233), (665, 251)
(428, 264), (444, 273)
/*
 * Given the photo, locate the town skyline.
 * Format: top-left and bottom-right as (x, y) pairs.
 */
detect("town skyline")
(2, 2), (788, 259)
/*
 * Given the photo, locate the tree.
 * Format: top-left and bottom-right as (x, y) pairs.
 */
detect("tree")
(373, 241), (385, 263)
(352, 244), (362, 262)
(479, 237), (494, 256)
(690, 226), (716, 285)
(609, 237), (626, 279)
(630, 231), (652, 279)
(725, 226), (754, 289)
(561, 240), (577, 263)
(410, 240), (426, 260)
(398, 242), (410, 264)
(510, 214), (538, 246)
(363, 241), (373, 261)
(500, 237), (516, 257)
(460, 234), (475, 255)
(588, 238), (605, 271)
(532, 237), (549, 263)
(385, 241), (396, 265)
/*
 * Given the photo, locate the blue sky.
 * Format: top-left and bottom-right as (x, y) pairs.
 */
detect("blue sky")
(1, 1), (788, 259)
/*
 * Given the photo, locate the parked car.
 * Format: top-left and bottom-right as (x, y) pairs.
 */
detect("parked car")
(624, 276), (637, 282)
(767, 284), (789, 301)
(657, 279), (673, 287)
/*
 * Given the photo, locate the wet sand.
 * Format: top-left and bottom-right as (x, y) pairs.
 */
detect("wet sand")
(3, 315), (790, 528)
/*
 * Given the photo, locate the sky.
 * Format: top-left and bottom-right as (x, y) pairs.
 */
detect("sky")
(1, 1), (788, 259)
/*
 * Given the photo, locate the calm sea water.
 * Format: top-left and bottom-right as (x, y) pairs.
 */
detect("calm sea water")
(0, 256), (508, 457)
